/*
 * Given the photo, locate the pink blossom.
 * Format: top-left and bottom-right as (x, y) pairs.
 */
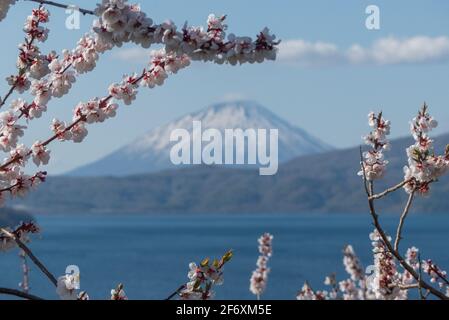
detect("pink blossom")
(31, 141), (50, 166)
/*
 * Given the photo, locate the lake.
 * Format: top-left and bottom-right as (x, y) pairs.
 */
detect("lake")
(1, 214), (448, 300)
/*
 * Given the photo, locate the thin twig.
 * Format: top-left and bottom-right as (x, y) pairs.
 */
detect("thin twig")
(0, 287), (44, 300)
(359, 146), (371, 197)
(394, 190), (416, 251)
(165, 284), (186, 300)
(24, 0), (95, 15)
(418, 253), (425, 300)
(428, 264), (449, 286)
(369, 179), (413, 201)
(0, 85), (16, 108)
(0, 228), (57, 287)
(397, 284), (419, 290)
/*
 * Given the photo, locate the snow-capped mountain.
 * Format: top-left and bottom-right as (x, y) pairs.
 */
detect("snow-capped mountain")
(68, 101), (333, 176)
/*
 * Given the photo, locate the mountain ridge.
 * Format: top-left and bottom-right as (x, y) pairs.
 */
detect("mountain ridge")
(11, 132), (449, 215)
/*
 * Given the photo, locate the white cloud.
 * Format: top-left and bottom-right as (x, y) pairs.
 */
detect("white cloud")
(278, 36), (449, 66)
(277, 40), (343, 66)
(113, 48), (150, 63)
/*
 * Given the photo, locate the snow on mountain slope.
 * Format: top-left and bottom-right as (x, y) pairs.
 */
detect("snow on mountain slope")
(67, 101), (333, 176)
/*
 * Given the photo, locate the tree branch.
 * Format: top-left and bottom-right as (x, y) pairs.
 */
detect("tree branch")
(394, 190), (415, 251)
(24, 0), (95, 15)
(165, 284), (186, 300)
(418, 253), (425, 300)
(359, 155), (448, 300)
(0, 85), (16, 108)
(0, 287), (44, 300)
(0, 228), (57, 287)
(369, 179), (413, 201)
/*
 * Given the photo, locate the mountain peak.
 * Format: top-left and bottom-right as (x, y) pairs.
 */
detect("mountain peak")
(67, 101), (333, 176)
(202, 100), (279, 121)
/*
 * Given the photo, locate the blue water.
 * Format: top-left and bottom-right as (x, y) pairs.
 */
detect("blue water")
(1, 214), (448, 300)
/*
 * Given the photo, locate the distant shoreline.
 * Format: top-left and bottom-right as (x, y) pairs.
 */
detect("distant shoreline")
(0, 207), (34, 228)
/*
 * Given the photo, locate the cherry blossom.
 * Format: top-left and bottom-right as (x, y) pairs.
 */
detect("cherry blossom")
(343, 245), (364, 282)
(31, 141), (50, 166)
(0, 222), (40, 252)
(403, 104), (449, 195)
(296, 282), (322, 300)
(179, 251), (232, 300)
(369, 229), (403, 300)
(422, 259), (448, 291)
(358, 111), (391, 181)
(50, 119), (72, 141)
(56, 274), (79, 300)
(93, 0), (278, 64)
(250, 233), (273, 299)
(6, 74), (30, 94)
(111, 284), (128, 300)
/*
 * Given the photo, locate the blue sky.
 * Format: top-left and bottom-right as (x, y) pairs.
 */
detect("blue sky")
(1, 0), (449, 174)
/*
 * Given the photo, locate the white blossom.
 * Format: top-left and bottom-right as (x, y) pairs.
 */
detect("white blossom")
(180, 251), (232, 300)
(358, 112), (391, 181)
(56, 275), (78, 300)
(31, 141), (50, 166)
(369, 229), (402, 300)
(403, 104), (449, 195)
(111, 284), (128, 300)
(250, 233), (273, 299)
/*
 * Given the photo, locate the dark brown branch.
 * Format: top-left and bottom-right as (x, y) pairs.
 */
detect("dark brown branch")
(0, 287), (44, 300)
(24, 0), (95, 15)
(0, 228), (57, 287)
(165, 284), (186, 300)
(0, 85), (16, 108)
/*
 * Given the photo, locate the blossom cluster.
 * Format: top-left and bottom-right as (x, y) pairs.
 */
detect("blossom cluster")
(111, 283), (128, 300)
(358, 112), (391, 181)
(0, 48), (187, 204)
(297, 245), (372, 300)
(0, 1), (274, 207)
(339, 245), (371, 300)
(369, 229), (403, 300)
(56, 275), (129, 300)
(6, 5), (52, 97)
(93, 0), (278, 65)
(0, 0), (16, 22)
(0, 221), (40, 252)
(179, 251), (233, 300)
(296, 282), (322, 300)
(403, 104), (449, 195)
(250, 233), (273, 299)
(56, 273), (80, 300)
(296, 236), (449, 300)
(0, 5), (114, 198)
(422, 259), (449, 294)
